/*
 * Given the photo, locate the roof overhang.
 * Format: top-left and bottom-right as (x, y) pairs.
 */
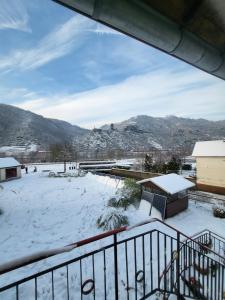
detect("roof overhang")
(53, 0), (225, 81)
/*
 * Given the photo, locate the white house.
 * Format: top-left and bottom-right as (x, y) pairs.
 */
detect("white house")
(192, 140), (225, 194)
(0, 158), (21, 182)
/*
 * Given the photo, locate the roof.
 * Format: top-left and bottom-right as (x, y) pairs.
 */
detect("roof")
(55, 0), (225, 80)
(192, 140), (225, 157)
(0, 157), (21, 169)
(137, 173), (195, 195)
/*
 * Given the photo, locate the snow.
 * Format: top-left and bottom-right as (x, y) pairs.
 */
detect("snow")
(137, 173), (195, 194)
(0, 157), (20, 168)
(192, 140), (225, 157)
(0, 165), (224, 298)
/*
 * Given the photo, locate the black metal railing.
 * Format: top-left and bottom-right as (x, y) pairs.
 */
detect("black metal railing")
(0, 219), (224, 300)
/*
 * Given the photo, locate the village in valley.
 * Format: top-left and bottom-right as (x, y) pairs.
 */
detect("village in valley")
(0, 0), (225, 299)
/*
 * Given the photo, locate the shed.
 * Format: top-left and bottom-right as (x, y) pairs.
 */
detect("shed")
(192, 140), (225, 195)
(137, 173), (195, 218)
(0, 158), (21, 182)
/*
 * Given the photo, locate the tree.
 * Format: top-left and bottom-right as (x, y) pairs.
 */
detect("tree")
(144, 154), (153, 172)
(167, 156), (181, 174)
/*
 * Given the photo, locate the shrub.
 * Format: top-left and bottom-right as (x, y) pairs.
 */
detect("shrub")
(108, 178), (141, 210)
(213, 206), (225, 218)
(96, 209), (129, 230)
(118, 178), (141, 203)
(0, 208), (3, 215)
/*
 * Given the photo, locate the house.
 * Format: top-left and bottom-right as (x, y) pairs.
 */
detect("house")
(192, 140), (225, 195)
(0, 158), (21, 182)
(137, 173), (195, 219)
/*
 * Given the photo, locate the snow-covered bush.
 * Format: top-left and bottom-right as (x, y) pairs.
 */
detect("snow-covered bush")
(108, 178), (141, 210)
(213, 206), (225, 218)
(107, 196), (131, 210)
(96, 209), (129, 230)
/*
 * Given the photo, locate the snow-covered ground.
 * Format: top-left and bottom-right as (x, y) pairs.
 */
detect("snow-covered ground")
(0, 164), (224, 298)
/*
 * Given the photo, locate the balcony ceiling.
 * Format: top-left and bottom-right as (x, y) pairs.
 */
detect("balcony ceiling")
(53, 0), (225, 80)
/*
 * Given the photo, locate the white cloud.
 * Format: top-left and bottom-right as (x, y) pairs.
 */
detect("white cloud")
(0, 15), (92, 71)
(0, 15), (123, 72)
(0, 0), (31, 32)
(16, 68), (225, 128)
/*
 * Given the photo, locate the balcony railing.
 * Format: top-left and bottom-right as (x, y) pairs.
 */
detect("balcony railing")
(0, 219), (224, 299)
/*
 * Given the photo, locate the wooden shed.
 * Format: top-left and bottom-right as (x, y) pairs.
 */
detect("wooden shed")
(0, 158), (21, 182)
(137, 173), (195, 219)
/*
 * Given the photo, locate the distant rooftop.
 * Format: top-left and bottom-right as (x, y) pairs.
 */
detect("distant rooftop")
(137, 173), (195, 195)
(192, 140), (225, 157)
(0, 157), (20, 169)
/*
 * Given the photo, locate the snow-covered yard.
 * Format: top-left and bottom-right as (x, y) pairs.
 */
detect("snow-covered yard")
(0, 164), (224, 298)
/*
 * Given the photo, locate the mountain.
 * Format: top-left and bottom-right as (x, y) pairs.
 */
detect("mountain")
(0, 104), (89, 148)
(78, 115), (225, 152)
(0, 104), (224, 152)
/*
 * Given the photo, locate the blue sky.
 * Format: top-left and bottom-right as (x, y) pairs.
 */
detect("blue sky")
(0, 0), (225, 128)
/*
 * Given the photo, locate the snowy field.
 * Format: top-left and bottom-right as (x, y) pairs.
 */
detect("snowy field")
(0, 163), (224, 299)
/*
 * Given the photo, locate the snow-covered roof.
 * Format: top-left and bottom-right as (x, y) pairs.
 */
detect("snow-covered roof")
(0, 157), (20, 168)
(137, 173), (195, 195)
(192, 140), (225, 157)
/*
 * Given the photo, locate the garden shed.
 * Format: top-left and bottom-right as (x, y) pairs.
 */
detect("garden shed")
(0, 157), (21, 182)
(137, 173), (195, 219)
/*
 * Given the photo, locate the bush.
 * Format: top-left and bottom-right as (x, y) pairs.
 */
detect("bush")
(0, 208), (3, 215)
(213, 206), (225, 218)
(118, 178), (141, 203)
(96, 209), (129, 230)
(108, 178), (141, 210)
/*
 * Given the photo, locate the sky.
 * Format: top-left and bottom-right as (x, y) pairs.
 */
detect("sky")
(0, 0), (225, 128)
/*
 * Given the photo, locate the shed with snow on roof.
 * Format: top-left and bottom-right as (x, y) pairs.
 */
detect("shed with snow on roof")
(0, 157), (21, 182)
(137, 173), (195, 218)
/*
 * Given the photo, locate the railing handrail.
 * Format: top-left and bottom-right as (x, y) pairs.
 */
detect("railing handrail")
(0, 218), (224, 276)
(189, 228), (225, 242)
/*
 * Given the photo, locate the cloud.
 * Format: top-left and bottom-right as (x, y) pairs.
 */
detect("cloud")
(15, 68), (225, 128)
(0, 15), (91, 71)
(0, 0), (31, 32)
(0, 15), (123, 72)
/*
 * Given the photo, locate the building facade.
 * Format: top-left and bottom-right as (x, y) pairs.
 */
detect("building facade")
(192, 140), (225, 194)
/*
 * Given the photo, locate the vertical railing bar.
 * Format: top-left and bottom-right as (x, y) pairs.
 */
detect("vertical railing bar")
(202, 252), (205, 297)
(114, 234), (119, 300)
(35, 277), (37, 300)
(206, 257), (209, 300)
(142, 235), (146, 297)
(218, 263), (221, 300)
(164, 234), (167, 292)
(125, 241), (129, 300)
(150, 232), (153, 291)
(103, 249), (107, 300)
(210, 256), (213, 300)
(92, 254), (95, 300)
(51, 270), (54, 300)
(188, 247), (191, 297)
(16, 285), (19, 300)
(66, 265), (69, 300)
(221, 265), (224, 300)
(176, 232), (180, 300)
(80, 260), (83, 300)
(134, 237), (137, 300)
(214, 261), (217, 300)
(183, 241), (186, 296)
(170, 237), (173, 293)
(157, 231), (160, 290)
